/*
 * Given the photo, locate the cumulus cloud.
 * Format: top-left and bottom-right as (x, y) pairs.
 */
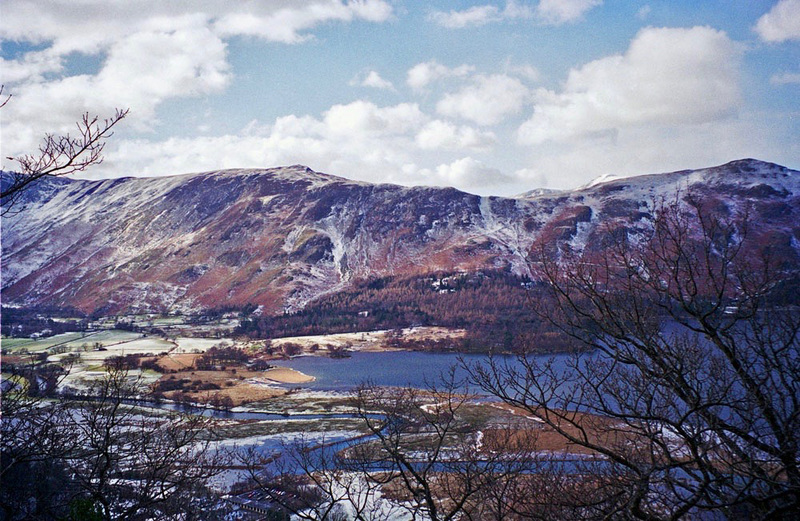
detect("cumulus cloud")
(100, 26), (230, 114)
(754, 0), (800, 42)
(214, 0), (393, 43)
(420, 157), (513, 188)
(429, 0), (599, 27)
(0, 0), (393, 158)
(351, 70), (394, 89)
(97, 100), (503, 192)
(0, 1), (394, 50)
(429, 5), (502, 28)
(513, 112), (793, 190)
(428, 1), (532, 28)
(518, 26), (742, 144)
(1, 23), (232, 154)
(101, 102), (420, 182)
(437, 74), (531, 126)
(406, 61), (475, 90)
(507, 63), (541, 82)
(323, 101), (426, 137)
(415, 120), (497, 150)
(0, 50), (64, 84)
(536, 0), (602, 25)
(100, 99), (792, 196)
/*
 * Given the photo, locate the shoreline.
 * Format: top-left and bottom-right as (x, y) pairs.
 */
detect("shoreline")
(260, 367), (316, 384)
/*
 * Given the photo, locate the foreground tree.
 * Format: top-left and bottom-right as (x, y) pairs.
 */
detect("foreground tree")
(471, 196), (800, 519)
(0, 85), (128, 213)
(1, 365), (224, 520)
(240, 373), (550, 520)
(0, 364), (78, 520)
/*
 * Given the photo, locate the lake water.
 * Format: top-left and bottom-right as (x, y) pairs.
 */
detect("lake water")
(270, 350), (576, 393)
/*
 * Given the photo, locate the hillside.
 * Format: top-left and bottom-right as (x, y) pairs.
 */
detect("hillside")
(2, 159), (798, 316)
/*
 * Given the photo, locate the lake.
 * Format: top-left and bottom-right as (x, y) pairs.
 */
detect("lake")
(270, 350), (576, 393)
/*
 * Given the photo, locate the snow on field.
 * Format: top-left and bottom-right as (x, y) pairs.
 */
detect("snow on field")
(4, 332), (90, 352)
(174, 337), (231, 353)
(85, 337), (176, 359)
(270, 330), (389, 349)
(271, 389), (352, 401)
(5, 330), (163, 355)
(1, 337), (43, 349)
(270, 326), (464, 352)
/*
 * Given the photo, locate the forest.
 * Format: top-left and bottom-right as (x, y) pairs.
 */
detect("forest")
(235, 270), (577, 353)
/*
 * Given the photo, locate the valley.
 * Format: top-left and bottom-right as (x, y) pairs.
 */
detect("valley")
(3, 158), (799, 520)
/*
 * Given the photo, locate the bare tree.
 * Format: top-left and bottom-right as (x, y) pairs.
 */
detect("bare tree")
(470, 196), (800, 520)
(239, 435), (402, 521)
(65, 367), (224, 520)
(1, 362), (80, 519)
(0, 85), (128, 213)
(239, 372), (547, 521)
(1, 365), (225, 520)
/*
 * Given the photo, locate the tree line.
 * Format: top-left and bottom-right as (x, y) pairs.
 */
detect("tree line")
(235, 270), (577, 354)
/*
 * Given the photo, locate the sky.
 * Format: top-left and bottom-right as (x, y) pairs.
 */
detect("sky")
(1, 0), (799, 196)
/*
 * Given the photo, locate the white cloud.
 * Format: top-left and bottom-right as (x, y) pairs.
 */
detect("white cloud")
(214, 0), (393, 43)
(754, 0), (800, 42)
(0, 50), (64, 84)
(428, 1), (532, 28)
(418, 157), (513, 190)
(513, 112), (794, 190)
(0, 1), (394, 50)
(437, 74), (530, 126)
(636, 5), (652, 20)
(406, 61), (475, 90)
(97, 100), (504, 192)
(1, 24), (231, 154)
(536, 0), (602, 25)
(508, 63), (541, 82)
(101, 103), (419, 182)
(352, 70), (394, 90)
(0, 0), (393, 158)
(71, 100), (796, 197)
(415, 120), (497, 150)
(99, 26), (230, 116)
(429, 0), (600, 28)
(429, 5), (501, 28)
(518, 26), (742, 144)
(511, 167), (550, 191)
(323, 101), (426, 137)
(771, 71), (800, 84)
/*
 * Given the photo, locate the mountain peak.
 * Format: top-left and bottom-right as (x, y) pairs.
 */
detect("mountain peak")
(579, 174), (620, 190)
(215, 164), (372, 188)
(709, 158), (794, 176)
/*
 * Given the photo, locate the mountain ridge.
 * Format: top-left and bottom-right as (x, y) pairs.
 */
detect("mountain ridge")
(2, 158), (798, 315)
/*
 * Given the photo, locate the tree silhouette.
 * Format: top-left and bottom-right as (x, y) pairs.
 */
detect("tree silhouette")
(470, 196), (800, 519)
(0, 85), (128, 213)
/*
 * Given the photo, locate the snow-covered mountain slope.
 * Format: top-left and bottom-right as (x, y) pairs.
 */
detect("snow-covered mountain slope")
(2, 159), (798, 314)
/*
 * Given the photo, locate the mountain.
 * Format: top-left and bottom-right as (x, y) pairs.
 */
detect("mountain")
(2, 159), (798, 316)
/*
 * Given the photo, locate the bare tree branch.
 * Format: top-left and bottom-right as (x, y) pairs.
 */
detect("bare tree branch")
(0, 88), (128, 213)
(471, 195), (800, 520)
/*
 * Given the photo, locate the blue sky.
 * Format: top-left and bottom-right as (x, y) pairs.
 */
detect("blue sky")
(1, 1), (799, 195)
